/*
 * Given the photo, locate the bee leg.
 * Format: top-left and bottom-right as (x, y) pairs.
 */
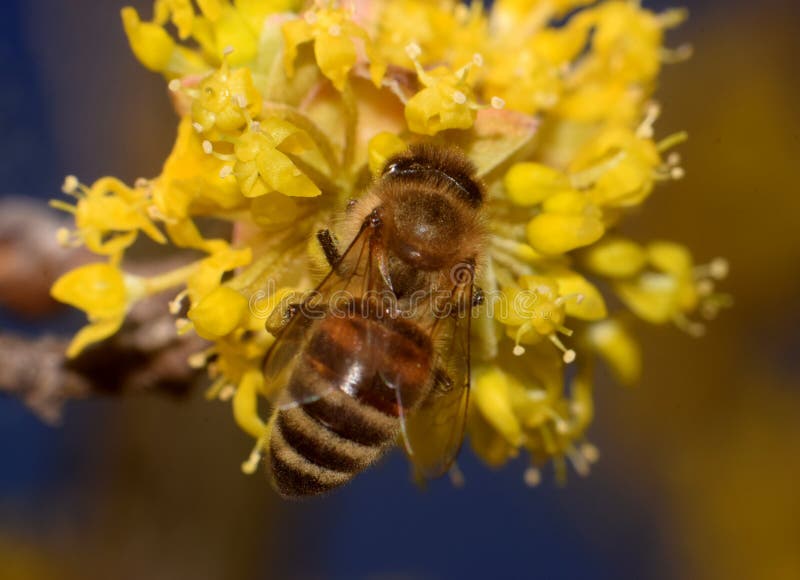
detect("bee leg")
(316, 229), (341, 267)
(472, 286), (485, 309)
(265, 302), (301, 337)
(431, 367), (455, 394)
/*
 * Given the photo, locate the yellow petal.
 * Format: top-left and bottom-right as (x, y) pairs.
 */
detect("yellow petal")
(616, 273), (679, 324)
(583, 237), (647, 279)
(188, 285), (248, 338)
(121, 8), (176, 72)
(553, 270), (607, 320)
(51, 263), (127, 318)
(368, 132), (407, 176)
(255, 147), (320, 197)
(66, 317), (125, 358)
(314, 31), (357, 91)
(647, 241), (693, 276)
(588, 320), (641, 386)
(527, 213), (605, 255)
(233, 369), (267, 438)
(473, 367), (524, 447)
(504, 163), (570, 207)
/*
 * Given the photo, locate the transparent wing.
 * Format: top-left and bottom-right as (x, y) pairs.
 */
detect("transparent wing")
(400, 267), (474, 480)
(262, 218), (389, 407)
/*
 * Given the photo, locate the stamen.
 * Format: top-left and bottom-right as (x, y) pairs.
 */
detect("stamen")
(56, 227), (73, 247)
(219, 385), (236, 401)
(555, 293), (584, 307)
(569, 150), (627, 189)
(673, 312), (706, 337)
(567, 446), (591, 477)
(205, 376), (228, 400)
(448, 463), (466, 488)
(61, 175), (79, 194)
(580, 442), (600, 464)
(234, 94), (248, 108)
(168, 289), (189, 315)
(656, 131), (688, 152)
(192, 122), (204, 133)
(661, 43), (693, 64)
(524, 466), (541, 487)
(188, 348), (215, 369)
(241, 432), (269, 475)
(175, 317), (192, 334)
(549, 334), (576, 363)
(710, 257), (729, 280)
(453, 90), (467, 105)
(168, 79), (182, 92)
(472, 53), (484, 67)
(636, 102), (661, 139)
(405, 42), (422, 61)
(219, 165), (234, 178)
(328, 24), (341, 36)
(223, 45), (234, 56)
(491, 96), (506, 110)
(513, 323), (532, 356)
(202, 140), (214, 155)
(696, 279), (714, 297)
(50, 200), (77, 215)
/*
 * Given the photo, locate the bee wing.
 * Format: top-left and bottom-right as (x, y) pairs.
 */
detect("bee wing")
(262, 219), (389, 406)
(399, 268), (474, 480)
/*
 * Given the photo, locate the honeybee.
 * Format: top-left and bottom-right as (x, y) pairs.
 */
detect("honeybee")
(262, 144), (486, 497)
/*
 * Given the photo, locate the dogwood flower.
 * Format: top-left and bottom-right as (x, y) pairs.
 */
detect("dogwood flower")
(52, 0), (728, 486)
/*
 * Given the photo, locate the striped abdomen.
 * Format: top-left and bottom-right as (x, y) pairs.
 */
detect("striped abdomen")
(267, 312), (433, 497)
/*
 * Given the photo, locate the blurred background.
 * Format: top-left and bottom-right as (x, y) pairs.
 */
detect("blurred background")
(1, 0), (798, 578)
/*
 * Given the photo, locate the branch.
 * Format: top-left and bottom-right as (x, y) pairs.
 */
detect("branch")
(0, 295), (208, 424)
(0, 198), (209, 423)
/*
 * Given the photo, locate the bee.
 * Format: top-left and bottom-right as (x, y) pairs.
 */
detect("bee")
(262, 144), (486, 497)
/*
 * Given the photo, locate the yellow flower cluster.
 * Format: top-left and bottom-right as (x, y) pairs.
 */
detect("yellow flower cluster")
(51, 0), (728, 485)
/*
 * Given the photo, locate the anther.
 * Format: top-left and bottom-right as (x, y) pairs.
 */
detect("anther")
(580, 442), (600, 464)
(636, 102), (661, 139)
(61, 175), (79, 194)
(524, 466), (541, 487)
(168, 79), (182, 92)
(192, 122), (204, 133)
(56, 227), (72, 247)
(491, 96), (506, 110)
(710, 257), (729, 280)
(168, 290), (189, 315)
(202, 140), (213, 155)
(405, 42), (422, 60)
(549, 334), (576, 363)
(219, 165), (234, 178)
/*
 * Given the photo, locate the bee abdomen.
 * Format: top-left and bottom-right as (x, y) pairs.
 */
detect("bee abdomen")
(268, 418), (355, 497)
(268, 403), (391, 498)
(278, 407), (383, 472)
